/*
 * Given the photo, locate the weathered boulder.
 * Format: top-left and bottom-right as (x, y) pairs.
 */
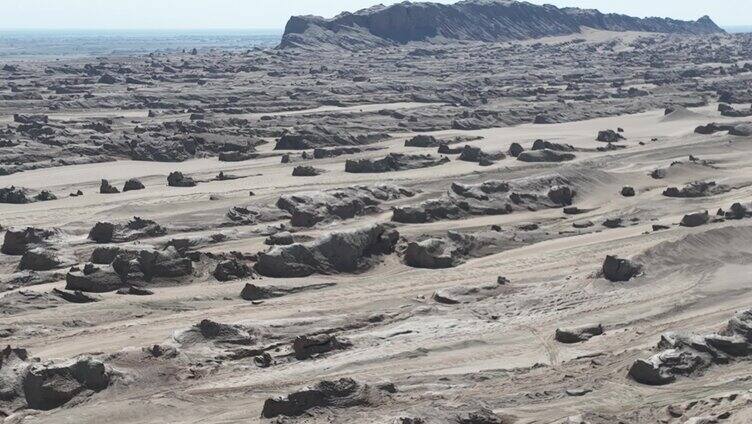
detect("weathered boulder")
(65, 264), (123, 293)
(532, 139), (575, 151)
(137, 246), (192, 280)
(517, 149), (575, 162)
(0, 186), (31, 204)
(88, 217), (167, 243)
(291, 165), (325, 177)
(596, 129), (625, 143)
(256, 224), (398, 278)
(626, 309), (752, 385)
(122, 178), (145, 192)
(99, 179), (119, 194)
(51, 288), (99, 303)
(293, 334), (352, 359)
(167, 171), (196, 187)
(508, 142), (524, 157)
(23, 357), (111, 410)
(602, 255), (641, 282)
(458, 145), (505, 164)
(2, 227), (58, 255)
(265, 232), (294, 245)
(19, 248), (73, 271)
(404, 135), (440, 147)
(213, 259), (254, 282)
(555, 324), (604, 343)
(680, 210), (709, 228)
(405, 231), (507, 269)
(548, 186), (575, 206)
(261, 378), (393, 418)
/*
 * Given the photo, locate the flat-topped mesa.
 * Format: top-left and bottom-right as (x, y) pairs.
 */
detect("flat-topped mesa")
(279, 0), (725, 50)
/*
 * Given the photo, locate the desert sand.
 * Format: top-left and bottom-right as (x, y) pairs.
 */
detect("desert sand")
(2, 10), (752, 424)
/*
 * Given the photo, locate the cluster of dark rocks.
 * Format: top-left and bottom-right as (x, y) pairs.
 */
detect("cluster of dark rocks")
(629, 308), (752, 385)
(276, 184), (414, 227)
(393, 178), (574, 224)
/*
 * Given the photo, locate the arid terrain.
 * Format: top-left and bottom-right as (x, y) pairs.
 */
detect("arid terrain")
(3, 2), (752, 423)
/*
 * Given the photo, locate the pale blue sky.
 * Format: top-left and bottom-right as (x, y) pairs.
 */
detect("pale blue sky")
(0, 0), (749, 30)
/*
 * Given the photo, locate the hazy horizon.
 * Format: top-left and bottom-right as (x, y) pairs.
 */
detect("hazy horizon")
(1, 0), (750, 30)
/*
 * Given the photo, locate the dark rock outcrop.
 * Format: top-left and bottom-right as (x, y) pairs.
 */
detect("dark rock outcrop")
(255, 224), (398, 278)
(405, 231), (507, 269)
(393, 177), (574, 224)
(23, 356), (111, 410)
(276, 185), (414, 227)
(629, 308), (752, 385)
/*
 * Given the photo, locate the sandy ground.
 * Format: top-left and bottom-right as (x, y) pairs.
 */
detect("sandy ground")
(3, 96), (752, 423)
(2, 24), (752, 424)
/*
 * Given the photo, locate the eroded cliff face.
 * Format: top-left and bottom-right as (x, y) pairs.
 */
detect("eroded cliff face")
(280, 0), (724, 50)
